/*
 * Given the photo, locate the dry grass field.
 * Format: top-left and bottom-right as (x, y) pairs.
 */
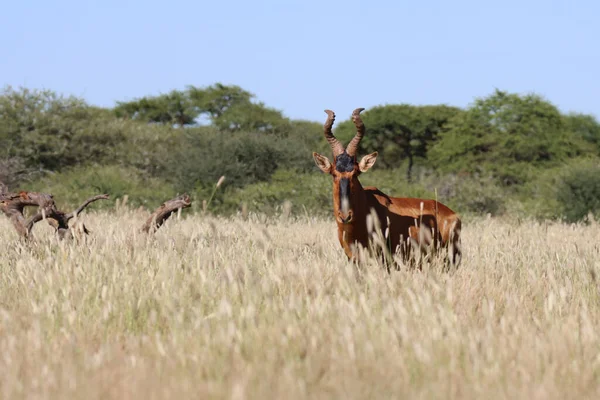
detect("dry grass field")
(1, 208), (600, 399)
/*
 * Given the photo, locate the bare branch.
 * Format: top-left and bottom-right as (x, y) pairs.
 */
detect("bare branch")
(66, 194), (110, 221)
(1, 191), (54, 238)
(142, 194), (192, 234)
(25, 209), (49, 233)
(1, 190), (109, 240)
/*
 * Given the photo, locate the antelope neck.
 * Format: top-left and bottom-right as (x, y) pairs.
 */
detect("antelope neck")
(334, 178), (369, 258)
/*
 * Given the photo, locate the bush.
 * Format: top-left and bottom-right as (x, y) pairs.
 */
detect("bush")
(0, 87), (131, 172)
(515, 159), (600, 222)
(221, 166), (507, 218)
(358, 167), (506, 216)
(555, 160), (600, 223)
(429, 90), (591, 186)
(24, 165), (177, 210)
(0, 157), (29, 188)
(514, 166), (564, 220)
(358, 167), (436, 199)
(165, 128), (316, 192)
(420, 173), (507, 216)
(224, 169), (333, 216)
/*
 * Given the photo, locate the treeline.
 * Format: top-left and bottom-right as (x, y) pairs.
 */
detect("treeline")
(1, 84), (599, 222)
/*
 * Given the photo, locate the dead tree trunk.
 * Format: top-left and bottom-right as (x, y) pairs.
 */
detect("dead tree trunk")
(141, 194), (192, 234)
(0, 189), (109, 239)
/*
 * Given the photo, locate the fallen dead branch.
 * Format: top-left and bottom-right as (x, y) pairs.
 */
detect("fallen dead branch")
(0, 187), (109, 239)
(141, 194), (192, 234)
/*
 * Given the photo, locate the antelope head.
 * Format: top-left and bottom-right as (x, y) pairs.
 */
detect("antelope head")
(313, 108), (378, 225)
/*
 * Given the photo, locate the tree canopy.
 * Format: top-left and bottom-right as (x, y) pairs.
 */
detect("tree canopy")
(428, 89), (591, 185)
(113, 83), (290, 133)
(334, 104), (463, 181)
(2, 84), (600, 221)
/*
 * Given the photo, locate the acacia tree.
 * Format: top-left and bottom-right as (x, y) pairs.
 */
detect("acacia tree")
(114, 90), (199, 126)
(0, 86), (127, 181)
(211, 101), (290, 133)
(189, 84), (290, 133)
(334, 104), (462, 181)
(114, 83), (291, 133)
(564, 112), (600, 152)
(429, 90), (591, 186)
(187, 83), (252, 120)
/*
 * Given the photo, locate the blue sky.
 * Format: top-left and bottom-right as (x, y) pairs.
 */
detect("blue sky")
(2, 0), (598, 122)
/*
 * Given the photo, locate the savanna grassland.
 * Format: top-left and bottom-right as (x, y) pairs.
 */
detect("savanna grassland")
(1, 209), (600, 399)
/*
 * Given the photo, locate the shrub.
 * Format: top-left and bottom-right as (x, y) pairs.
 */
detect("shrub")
(359, 167), (507, 216)
(24, 165), (177, 210)
(422, 173), (507, 216)
(429, 90), (591, 187)
(555, 160), (600, 223)
(165, 128), (315, 192)
(515, 159), (600, 222)
(224, 169), (332, 216)
(0, 87), (131, 172)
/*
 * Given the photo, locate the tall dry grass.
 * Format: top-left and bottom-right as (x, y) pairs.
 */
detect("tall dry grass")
(0, 209), (599, 399)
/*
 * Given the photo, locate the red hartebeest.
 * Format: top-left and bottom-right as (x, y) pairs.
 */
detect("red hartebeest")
(312, 108), (462, 268)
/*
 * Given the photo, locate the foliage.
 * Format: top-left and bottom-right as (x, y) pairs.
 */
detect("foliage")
(113, 122), (182, 177)
(164, 127), (316, 194)
(429, 90), (591, 186)
(114, 90), (199, 126)
(357, 166), (506, 216)
(1, 87), (89, 170)
(211, 101), (291, 134)
(426, 173), (507, 216)
(225, 169), (333, 216)
(0, 157), (28, 188)
(555, 159), (600, 223)
(3, 84), (600, 223)
(334, 104), (462, 180)
(25, 165), (177, 210)
(0, 86), (129, 178)
(114, 83), (291, 133)
(564, 112), (600, 151)
(357, 166), (436, 200)
(187, 83), (253, 120)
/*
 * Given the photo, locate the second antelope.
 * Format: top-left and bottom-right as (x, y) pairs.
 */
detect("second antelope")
(312, 108), (462, 268)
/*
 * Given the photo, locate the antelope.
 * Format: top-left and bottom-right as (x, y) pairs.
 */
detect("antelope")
(312, 108), (462, 269)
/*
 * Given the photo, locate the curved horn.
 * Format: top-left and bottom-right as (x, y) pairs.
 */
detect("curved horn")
(346, 107), (366, 157)
(323, 109), (345, 156)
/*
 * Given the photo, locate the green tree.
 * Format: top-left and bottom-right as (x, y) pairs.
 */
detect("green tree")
(187, 83), (252, 120)
(164, 127), (315, 193)
(564, 112), (600, 151)
(288, 120), (328, 150)
(114, 90), (199, 126)
(334, 104), (462, 181)
(0, 86), (127, 175)
(115, 83), (291, 134)
(212, 101), (291, 134)
(189, 83), (291, 134)
(555, 160), (600, 223)
(429, 90), (589, 186)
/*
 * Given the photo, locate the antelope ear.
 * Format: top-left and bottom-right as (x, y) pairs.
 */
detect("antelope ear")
(312, 152), (332, 174)
(358, 152), (378, 172)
